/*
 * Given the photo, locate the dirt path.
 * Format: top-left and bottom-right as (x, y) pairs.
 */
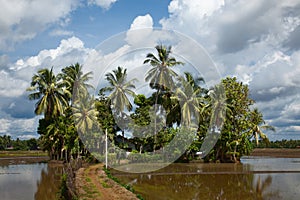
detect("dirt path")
(75, 164), (138, 200)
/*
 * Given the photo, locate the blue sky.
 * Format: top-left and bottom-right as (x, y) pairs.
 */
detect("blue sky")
(1, 0), (300, 140)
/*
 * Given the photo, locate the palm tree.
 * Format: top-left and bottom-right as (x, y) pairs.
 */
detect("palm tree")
(182, 72), (206, 93)
(172, 72), (205, 127)
(250, 108), (275, 145)
(46, 116), (68, 160)
(60, 63), (93, 104)
(144, 45), (183, 91)
(72, 94), (99, 156)
(207, 83), (228, 132)
(102, 66), (137, 143)
(144, 45), (184, 139)
(104, 66), (136, 113)
(27, 68), (69, 120)
(199, 83), (228, 159)
(72, 95), (99, 135)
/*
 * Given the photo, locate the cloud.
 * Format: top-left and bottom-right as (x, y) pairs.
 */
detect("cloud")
(130, 14), (153, 29)
(0, 36), (94, 139)
(49, 29), (74, 37)
(0, 0), (79, 51)
(2, 1), (300, 139)
(88, 0), (118, 10)
(126, 14), (155, 47)
(0, 70), (29, 97)
(2, 95), (36, 119)
(10, 37), (87, 71)
(159, 0), (300, 137)
(161, 0), (300, 54)
(0, 117), (39, 139)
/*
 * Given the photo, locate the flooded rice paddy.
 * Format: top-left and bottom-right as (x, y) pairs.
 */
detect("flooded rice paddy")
(0, 158), (63, 200)
(111, 157), (300, 200)
(0, 156), (300, 199)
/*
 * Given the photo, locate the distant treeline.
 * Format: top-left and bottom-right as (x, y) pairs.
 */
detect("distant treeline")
(254, 139), (300, 149)
(0, 135), (39, 151)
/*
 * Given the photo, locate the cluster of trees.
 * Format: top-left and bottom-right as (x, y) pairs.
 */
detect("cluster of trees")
(27, 63), (93, 161)
(254, 139), (300, 148)
(27, 45), (274, 163)
(0, 135), (38, 150)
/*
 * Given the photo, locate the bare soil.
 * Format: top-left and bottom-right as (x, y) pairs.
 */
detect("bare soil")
(75, 163), (138, 200)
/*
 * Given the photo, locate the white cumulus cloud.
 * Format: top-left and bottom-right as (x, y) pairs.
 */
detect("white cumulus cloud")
(0, 0), (79, 51)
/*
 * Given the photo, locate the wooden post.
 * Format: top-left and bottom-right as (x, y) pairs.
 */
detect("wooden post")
(105, 128), (108, 169)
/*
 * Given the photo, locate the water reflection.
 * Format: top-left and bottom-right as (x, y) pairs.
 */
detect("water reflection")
(35, 164), (63, 200)
(112, 157), (300, 200)
(0, 162), (63, 200)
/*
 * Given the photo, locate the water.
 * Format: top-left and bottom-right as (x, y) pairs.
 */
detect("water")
(0, 161), (63, 200)
(112, 157), (300, 200)
(1, 157), (300, 199)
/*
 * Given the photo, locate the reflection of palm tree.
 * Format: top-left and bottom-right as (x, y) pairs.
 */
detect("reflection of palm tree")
(144, 45), (183, 139)
(27, 68), (68, 120)
(173, 72), (204, 127)
(35, 165), (63, 200)
(102, 66), (136, 142)
(250, 108), (275, 145)
(255, 175), (273, 200)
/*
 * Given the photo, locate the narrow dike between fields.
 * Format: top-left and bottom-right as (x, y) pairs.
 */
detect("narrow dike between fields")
(74, 163), (139, 200)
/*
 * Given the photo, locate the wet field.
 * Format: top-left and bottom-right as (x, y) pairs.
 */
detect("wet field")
(0, 157), (63, 200)
(112, 156), (300, 200)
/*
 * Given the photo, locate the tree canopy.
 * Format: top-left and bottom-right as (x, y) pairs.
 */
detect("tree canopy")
(26, 46), (273, 163)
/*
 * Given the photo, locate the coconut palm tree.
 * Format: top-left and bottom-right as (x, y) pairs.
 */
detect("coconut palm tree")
(27, 67), (69, 120)
(103, 66), (136, 113)
(250, 108), (275, 145)
(60, 63), (93, 104)
(207, 83), (228, 132)
(172, 72), (205, 127)
(182, 72), (206, 93)
(72, 95), (99, 134)
(46, 116), (68, 160)
(144, 45), (184, 139)
(144, 45), (183, 91)
(102, 66), (137, 143)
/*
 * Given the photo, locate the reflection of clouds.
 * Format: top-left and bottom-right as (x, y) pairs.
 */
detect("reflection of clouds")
(255, 173), (300, 200)
(0, 164), (47, 200)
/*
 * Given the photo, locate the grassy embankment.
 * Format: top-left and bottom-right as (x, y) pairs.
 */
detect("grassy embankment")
(0, 150), (48, 158)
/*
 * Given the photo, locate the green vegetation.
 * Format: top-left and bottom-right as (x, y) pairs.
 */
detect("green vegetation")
(0, 150), (47, 157)
(58, 174), (68, 200)
(26, 45), (274, 163)
(79, 168), (101, 199)
(27, 63), (92, 161)
(254, 139), (300, 148)
(0, 135), (40, 151)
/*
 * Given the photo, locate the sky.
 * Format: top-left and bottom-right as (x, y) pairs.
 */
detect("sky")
(0, 0), (300, 141)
